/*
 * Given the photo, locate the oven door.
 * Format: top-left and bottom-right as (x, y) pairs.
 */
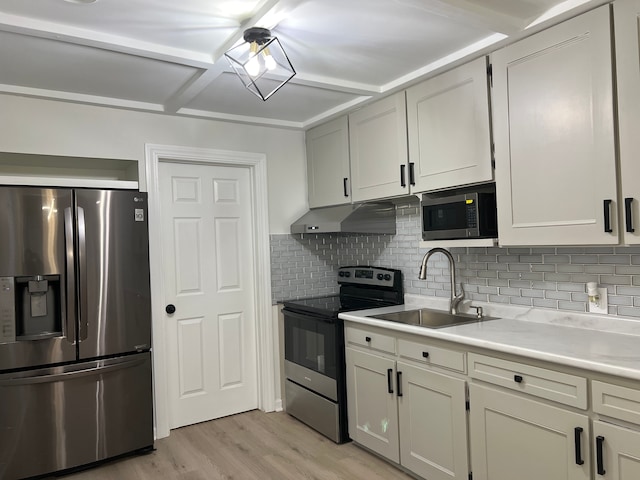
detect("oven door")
(283, 308), (338, 401)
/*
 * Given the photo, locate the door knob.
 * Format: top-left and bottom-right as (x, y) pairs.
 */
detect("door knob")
(165, 304), (176, 314)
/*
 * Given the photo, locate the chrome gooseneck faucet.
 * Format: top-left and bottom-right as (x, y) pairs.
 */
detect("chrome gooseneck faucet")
(419, 247), (464, 314)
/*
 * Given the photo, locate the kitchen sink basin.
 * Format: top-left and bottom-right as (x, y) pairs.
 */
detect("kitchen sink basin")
(370, 308), (495, 329)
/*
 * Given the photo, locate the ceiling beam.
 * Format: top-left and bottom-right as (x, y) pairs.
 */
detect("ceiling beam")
(420, 0), (528, 35)
(288, 73), (380, 96)
(164, 0), (306, 113)
(0, 12), (214, 69)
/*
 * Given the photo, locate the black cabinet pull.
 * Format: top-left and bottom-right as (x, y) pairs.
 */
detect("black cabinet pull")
(422, 351), (429, 358)
(625, 197), (635, 233)
(574, 427), (584, 465)
(514, 375), (523, 383)
(596, 435), (606, 475)
(397, 371), (403, 397)
(387, 368), (394, 394)
(343, 178), (349, 197)
(400, 165), (407, 188)
(409, 162), (416, 186)
(365, 336), (371, 343)
(604, 199), (613, 233)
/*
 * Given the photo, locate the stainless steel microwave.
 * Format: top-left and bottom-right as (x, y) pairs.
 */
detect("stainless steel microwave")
(422, 186), (498, 240)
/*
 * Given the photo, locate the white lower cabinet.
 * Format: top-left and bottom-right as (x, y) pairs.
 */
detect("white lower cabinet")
(592, 421), (640, 479)
(345, 323), (640, 480)
(397, 361), (468, 480)
(468, 384), (590, 480)
(345, 347), (400, 462)
(345, 325), (469, 480)
(592, 381), (640, 479)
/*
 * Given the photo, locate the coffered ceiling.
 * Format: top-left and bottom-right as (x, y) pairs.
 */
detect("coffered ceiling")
(0, 0), (603, 128)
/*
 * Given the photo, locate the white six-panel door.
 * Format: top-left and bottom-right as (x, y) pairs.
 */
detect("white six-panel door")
(159, 161), (257, 428)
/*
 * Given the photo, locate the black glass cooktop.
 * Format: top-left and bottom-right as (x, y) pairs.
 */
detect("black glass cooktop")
(283, 294), (399, 318)
(283, 295), (344, 317)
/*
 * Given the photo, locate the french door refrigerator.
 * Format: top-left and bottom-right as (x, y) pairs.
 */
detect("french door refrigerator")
(0, 187), (153, 479)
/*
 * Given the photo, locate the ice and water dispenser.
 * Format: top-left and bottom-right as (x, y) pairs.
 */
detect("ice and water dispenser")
(0, 275), (62, 343)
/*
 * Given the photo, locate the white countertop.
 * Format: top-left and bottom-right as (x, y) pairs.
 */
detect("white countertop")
(339, 296), (640, 381)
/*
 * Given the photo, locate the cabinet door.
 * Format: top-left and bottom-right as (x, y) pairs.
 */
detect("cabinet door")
(614, 0), (640, 244)
(345, 347), (399, 462)
(397, 361), (469, 480)
(349, 93), (408, 202)
(469, 384), (590, 480)
(593, 421), (640, 479)
(492, 6), (617, 245)
(407, 56), (492, 193)
(306, 116), (351, 208)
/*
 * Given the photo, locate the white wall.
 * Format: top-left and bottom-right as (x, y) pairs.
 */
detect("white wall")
(0, 94), (308, 233)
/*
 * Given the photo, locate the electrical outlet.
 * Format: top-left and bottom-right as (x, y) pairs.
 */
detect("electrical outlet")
(588, 287), (608, 314)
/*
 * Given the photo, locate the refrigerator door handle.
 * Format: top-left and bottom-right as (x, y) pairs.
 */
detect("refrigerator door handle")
(77, 206), (88, 342)
(64, 207), (77, 344)
(0, 356), (146, 386)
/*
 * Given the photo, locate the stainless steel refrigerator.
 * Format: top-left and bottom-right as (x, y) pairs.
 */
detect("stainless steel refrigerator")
(0, 187), (153, 479)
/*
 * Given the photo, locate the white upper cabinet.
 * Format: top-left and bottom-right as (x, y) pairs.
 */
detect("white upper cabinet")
(407, 56), (493, 193)
(614, 0), (640, 245)
(305, 116), (351, 208)
(349, 93), (409, 202)
(492, 5), (617, 246)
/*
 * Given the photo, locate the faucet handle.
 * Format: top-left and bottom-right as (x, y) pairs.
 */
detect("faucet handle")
(470, 306), (483, 319)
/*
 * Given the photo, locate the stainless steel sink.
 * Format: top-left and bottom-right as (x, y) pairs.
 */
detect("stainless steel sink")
(370, 308), (495, 329)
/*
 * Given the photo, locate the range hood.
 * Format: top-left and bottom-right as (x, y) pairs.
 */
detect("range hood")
(290, 202), (396, 234)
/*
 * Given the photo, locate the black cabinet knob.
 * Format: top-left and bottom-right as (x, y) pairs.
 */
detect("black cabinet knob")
(365, 336), (372, 343)
(166, 304), (176, 314)
(514, 374), (523, 383)
(422, 351), (430, 358)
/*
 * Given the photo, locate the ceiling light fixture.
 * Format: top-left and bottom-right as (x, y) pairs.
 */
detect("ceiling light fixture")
(224, 27), (296, 101)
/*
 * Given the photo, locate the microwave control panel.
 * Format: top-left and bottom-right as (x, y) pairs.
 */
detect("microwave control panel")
(466, 199), (478, 228)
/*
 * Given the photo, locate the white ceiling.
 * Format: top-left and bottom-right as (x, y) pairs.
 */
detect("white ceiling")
(0, 0), (604, 129)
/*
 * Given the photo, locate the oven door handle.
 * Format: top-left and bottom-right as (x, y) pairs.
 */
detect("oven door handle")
(282, 308), (336, 324)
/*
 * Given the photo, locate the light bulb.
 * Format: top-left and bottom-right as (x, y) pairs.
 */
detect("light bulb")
(245, 41), (260, 77)
(263, 49), (277, 71)
(245, 56), (260, 77)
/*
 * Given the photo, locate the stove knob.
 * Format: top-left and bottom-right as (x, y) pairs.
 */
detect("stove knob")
(384, 274), (392, 281)
(339, 271), (345, 277)
(345, 272), (351, 278)
(377, 273), (384, 280)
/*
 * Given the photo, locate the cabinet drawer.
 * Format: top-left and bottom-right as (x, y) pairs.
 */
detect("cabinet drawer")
(345, 326), (395, 354)
(593, 381), (640, 425)
(398, 339), (466, 373)
(468, 353), (587, 409)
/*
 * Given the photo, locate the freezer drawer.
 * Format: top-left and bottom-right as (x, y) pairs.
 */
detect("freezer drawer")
(0, 352), (153, 480)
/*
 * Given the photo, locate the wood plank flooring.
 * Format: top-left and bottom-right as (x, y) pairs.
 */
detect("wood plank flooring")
(58, 410), (414, 480)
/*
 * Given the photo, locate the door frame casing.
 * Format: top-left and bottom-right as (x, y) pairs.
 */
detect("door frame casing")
(144, 143), (274, 439)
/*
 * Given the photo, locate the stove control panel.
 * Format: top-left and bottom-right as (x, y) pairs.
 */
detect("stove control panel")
(338, 266), (399, 288)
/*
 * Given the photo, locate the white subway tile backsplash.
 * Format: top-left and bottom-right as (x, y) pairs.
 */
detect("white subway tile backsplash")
(533, 298), (558, 309)
(558, 300), (586, 312)
(545, 291), (572, 301)
(600, 255), (631, 265)
(269, 204), (640, 316)
(544, 255), (571, 264)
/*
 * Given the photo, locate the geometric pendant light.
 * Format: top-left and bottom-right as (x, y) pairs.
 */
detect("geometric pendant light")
(224, 27), (296, 101)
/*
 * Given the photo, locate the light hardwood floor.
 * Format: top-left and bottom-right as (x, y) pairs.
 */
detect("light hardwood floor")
(58, 410), (415, 480)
